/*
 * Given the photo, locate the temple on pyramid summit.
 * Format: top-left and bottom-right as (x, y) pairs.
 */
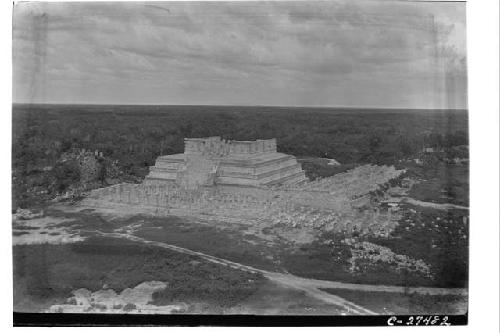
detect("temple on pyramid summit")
(145, 137), (307, 188)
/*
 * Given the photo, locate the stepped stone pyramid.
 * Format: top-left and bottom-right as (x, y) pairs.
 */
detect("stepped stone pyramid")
(145, 136), (307, 188)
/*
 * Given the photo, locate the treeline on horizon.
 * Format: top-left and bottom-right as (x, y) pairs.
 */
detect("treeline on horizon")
(13, 104), (468, 166)
(12, 103), (468, 111)
(12, 104), (468, 207)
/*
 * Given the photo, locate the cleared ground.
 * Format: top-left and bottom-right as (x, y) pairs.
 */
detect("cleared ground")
(13, 198), (467, 314)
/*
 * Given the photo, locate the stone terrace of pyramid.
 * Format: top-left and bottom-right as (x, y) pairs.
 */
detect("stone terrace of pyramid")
(145, 136), (307, 188)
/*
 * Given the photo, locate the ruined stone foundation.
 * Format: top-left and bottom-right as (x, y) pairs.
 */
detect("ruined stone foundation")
(145, 137), (307, 188)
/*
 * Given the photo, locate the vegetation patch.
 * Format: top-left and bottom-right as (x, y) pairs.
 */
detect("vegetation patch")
(134, 217), (279, 271)
(151, 271), (261, 309)
(406, 162), (468, 206)
(280, 235), (433, 287)
(281, 203), (467, 290)
(13, 231), (30, 236)
(13, 236), (265, 312)
(13, 225), (40, 231)
(321, 288), (467, 315)
(364, 205), (468, 288)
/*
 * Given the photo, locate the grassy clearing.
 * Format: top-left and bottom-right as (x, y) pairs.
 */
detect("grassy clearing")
(364, 205), (468, 288)
(134, 217), (279, 271)
(280, 203), (468, 289)
(321, 288), (467, 315)
(44, 206), (465, 288)
(406, 163), (468, 206)
(32, 200), (468, 290)
(280, 236), (433, 287)
(13, 236), (265, 312)
(34, 208), (283, 271)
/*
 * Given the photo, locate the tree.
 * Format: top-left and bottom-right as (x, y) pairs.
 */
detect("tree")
(398, 135), (416, 157)
(53, 160), (80, 193)
(96, 157), (107, 185)
(368, 134), (382, 153)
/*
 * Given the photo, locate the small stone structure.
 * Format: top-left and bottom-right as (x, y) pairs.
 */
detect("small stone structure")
(145, 137), (306, 189)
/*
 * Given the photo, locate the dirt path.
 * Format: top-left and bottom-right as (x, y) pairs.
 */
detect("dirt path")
(404, 198), (468, 210)
(91, 230), (467, 315)
(264, 272), (467, 296)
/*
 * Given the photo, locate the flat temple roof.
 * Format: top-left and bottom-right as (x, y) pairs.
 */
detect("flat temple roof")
(184, 136), (221, 141)
(184, 137), (275, 143)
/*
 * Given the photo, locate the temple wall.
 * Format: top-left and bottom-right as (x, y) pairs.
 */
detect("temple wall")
(228, 139), (276, 155)
(184, 137), (230, 157)
(146, 169), (177, 181)
(184, 137), (277, 156)
(258, 166), (306, 186)
(149, 166), (179, 174)
(146, 154), (184, 182)
(154, 160), (183, 169)
(218, 165), (254, 175)
(257, 164), (301, 181)
(85, 182), (374, 235)
(216, 176), (259, 186)
(253, 157), (297, 174)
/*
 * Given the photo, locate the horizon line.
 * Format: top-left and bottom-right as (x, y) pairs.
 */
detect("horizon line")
(12, 102), (468, 112)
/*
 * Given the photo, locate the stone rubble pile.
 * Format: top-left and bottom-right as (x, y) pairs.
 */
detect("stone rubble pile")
(344, 239), (433, 278)
(269, 205), (400, 237)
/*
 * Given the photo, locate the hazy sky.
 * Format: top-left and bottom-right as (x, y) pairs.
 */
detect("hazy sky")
(13, 1), (467, 108)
